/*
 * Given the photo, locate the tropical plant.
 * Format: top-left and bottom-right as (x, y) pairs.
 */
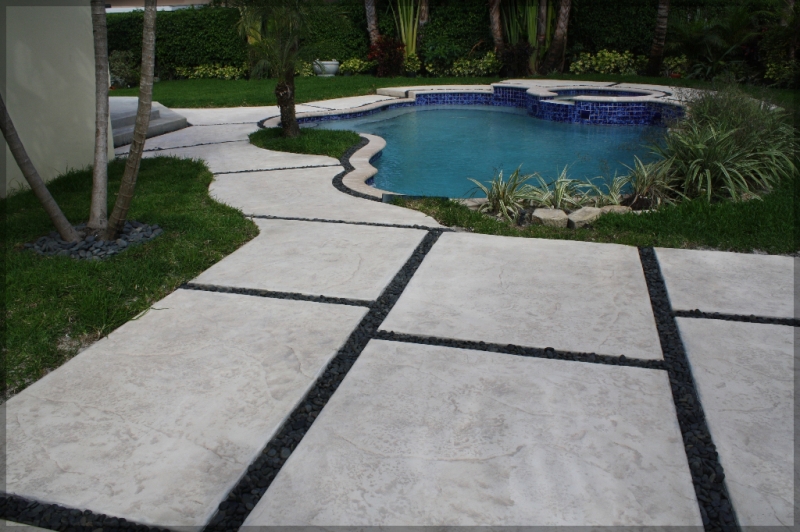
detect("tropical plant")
(569, 49), (646, 75)
(585, 173), (630, 207)
(104, 0), (157, 240)
(539, 0), (571, 73)
(646, 0), (670, 77)
(392, 0), (420, 58)
(500, 0), (555, 74)
(339, 57), (375, 75)
(449, 51), (502, 77)
(662, 55), (689, 77)
(368, 35), (405, 77)
(521, 167), (588, 211)
(90, 0), (110, 234)
(295, 60), (315, 77)
(623, 156), (679, 209)
(109, 50), (140, 88)
(404, 52), (421, 74)
(175, 63), (249, 80)
(468, 166), (534, 221)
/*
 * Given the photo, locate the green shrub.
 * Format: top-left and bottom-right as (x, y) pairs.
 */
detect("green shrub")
(468, 167), (533, 221)
(662, 55), (689, 77)
(656, 85), (797, 201)
(449, 52), (503, 77)
(368, 36), (405, 77)
(295, 61), (315, 77)
(569, 49), (647, 75)
(175, 63), (248, 80)
(298, 1), (370, 63)
(404, 53), (422, 74)
(339, 58), (376, 75)
(109, 50), (140, 88)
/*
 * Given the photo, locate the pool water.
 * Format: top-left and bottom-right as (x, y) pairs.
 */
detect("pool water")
(315, 105), (663, 198)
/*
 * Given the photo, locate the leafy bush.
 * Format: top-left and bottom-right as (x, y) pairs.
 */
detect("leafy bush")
(468, 167), (533, 221)
(420, 0), (493, 63)
(175, 63), (248, 80)
(339, 58), (376, 75)
(569, 49), (646, 75)
(662, 55), (689, 77)
(521, 167), (589, 211)
(294, 61), (315, 77)
(109, 50), (140, 88)
(368, 36), (405, 77)
(404, 53), (422, 74)
(449, 52), (503, 77)
(623, 156), (680, 209)
(656, 85), (797, 201)
(298, 1), (370, 63)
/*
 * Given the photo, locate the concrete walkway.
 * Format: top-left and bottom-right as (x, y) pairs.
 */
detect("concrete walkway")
(3, 83), (795, 531)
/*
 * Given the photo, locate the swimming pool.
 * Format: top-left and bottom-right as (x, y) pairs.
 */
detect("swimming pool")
(316, 105), (663, 198)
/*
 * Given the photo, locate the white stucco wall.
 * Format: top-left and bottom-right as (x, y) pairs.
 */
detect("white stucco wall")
(3, 4), (113, 197)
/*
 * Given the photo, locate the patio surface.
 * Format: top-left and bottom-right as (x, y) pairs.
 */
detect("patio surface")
(4, 82), (795, 531)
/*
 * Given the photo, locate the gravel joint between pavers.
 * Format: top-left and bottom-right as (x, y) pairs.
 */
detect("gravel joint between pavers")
(639, 247), (740, 531)
(674, 309), (799, 327)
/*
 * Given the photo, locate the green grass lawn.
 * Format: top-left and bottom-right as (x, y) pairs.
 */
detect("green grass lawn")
(111, 75), (503, 108)
(249, 128), (361, 159)
(395, 180), (797, 255)
(4, 157), (258, 398)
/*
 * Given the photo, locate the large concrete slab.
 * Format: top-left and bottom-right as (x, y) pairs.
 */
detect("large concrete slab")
(677, 318), (794, 528)
(656, 248), (794, 318)
(302, 94), (396, 110)
(244, 340), (700, 526)
(210, 166), (441, 227)
(114, 123), (259, 156)
(380, 233), (662, 359)
(2, 290), (366, 530)
(172, 105), (319, 126)
(193, 218), (426, 300)
(142, 140), (338, 174)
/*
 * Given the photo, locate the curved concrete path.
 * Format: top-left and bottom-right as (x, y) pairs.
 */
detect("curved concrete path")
(5, 82), (795, 531)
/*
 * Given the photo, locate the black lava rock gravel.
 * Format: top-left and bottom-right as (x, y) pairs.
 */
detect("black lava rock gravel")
(674, 309), (799, 328)
(23, 221), (163, 261)
(639, 247), (740, 531)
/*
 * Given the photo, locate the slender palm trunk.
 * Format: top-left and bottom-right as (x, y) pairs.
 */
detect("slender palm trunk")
(276, 67), (300, 138)
(646, 0), (670, 77)
(417, 0), (429, 54)
(540, 0), (571, 73)
(89, 0), (109, 233)
(1, 95), (80, 242)
(365, 0), (380, 46)
(489, 0), (503, 51)
(534, 0), (548, 68)
(104, 0), (156, 241)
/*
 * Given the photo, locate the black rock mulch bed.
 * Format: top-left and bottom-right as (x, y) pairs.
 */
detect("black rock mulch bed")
(23, 221), (163, 261)
(639, 247), (740, 532)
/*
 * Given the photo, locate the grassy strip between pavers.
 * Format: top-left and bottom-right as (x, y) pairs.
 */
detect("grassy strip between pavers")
(110, 75), (503, 108)
(249, 128), (361, 159)
(394, 180), (797, 255)
(3, 157), (259, 399)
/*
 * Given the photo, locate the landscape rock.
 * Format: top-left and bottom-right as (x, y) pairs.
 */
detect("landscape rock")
(567, 207), (603, 229)
(531, 208), (568, 228)
(600, 205), (633, 215)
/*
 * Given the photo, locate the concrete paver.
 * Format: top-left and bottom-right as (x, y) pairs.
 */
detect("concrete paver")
(302, 95), (396, 110)
(193, 218), (426, 300)
(114, 123), (259, 156)
(142, 140), (338, 174)
(656, 248), (795, 318)
(380, 233), (662, 360)
(677, 318), (794, 528)
(172, 105), (319, 126)
(244, 340), (700, 526)
(209, 166), (441, 227)
(3, 290), (366, 530)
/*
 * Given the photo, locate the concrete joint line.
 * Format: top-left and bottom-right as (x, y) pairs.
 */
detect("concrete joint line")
(639, 247), (741, 531)
(213, 164), (341, 176)
(673, 309), (799, 327)
(180, 283), (374, 308)
(247, 214), (445, 231)
(374, 331), (667, 370)
(140, 139), (240, 153)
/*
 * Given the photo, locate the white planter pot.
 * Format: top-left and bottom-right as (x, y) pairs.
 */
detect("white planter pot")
(313, 60), (339, 77)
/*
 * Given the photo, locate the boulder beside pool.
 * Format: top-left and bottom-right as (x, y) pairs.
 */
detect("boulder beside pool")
(568, 207), (603, 228)
(531, 208), (568, 228)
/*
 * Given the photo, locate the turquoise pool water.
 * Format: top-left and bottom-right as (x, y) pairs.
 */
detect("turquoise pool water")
(315, 105), (663, 198)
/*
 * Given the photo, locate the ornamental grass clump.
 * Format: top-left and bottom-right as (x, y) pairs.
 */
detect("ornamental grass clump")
(522, 166), (589, 211)
(468, 167), (533, 221)
(659, 85), (797, 201)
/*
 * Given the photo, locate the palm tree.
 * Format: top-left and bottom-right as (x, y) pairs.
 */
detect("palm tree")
(646, 0), (670, 77)
(0, 95), (80, 242)
(365, 0), (380, 46)
(104, 0), (157, 240)
(489, 0), (503, 51)
(89, 0), (110, 234)
(540, 0), (571, 73)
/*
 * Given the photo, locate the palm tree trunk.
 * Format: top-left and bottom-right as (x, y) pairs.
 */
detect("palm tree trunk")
(540, 0), (571, 74)
(0, 95), (80, 242)
(104, 0), (157, 241)
(417, 0), (429, 53)
(489, 0), (504, 51)
(646, 0), (670, 77)
(365, 0), (380, 46)
(276, 66), (300, 138)
(89, 0), (109, 233)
